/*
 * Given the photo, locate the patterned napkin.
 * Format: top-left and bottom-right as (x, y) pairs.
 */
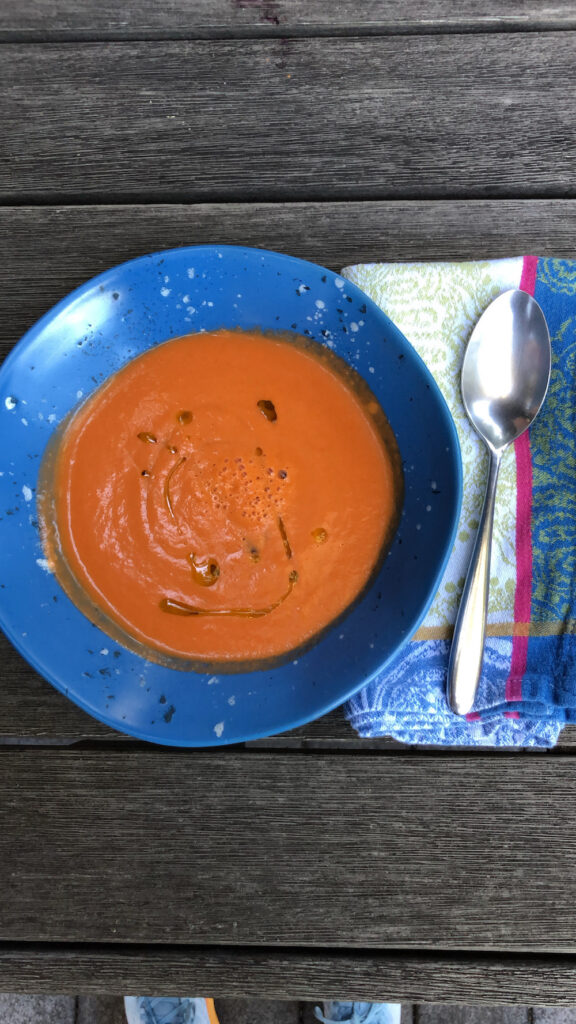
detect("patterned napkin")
(342, 257), (576, 747)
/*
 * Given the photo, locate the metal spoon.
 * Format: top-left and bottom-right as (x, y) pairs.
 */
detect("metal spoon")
(447, 288), (551, 716)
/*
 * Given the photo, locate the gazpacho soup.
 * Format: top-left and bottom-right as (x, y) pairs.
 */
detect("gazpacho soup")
(38, 329), (403, 670)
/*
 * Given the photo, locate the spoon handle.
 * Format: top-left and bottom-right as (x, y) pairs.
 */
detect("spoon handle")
(447, 448), (502, 716)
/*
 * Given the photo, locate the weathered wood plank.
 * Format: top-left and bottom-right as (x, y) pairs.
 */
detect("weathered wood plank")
(2, 34), (576, 202)
(1, 1), (575, 40)
(3, 947), (576, 1005)
(4, 199), (576, 357)
(1, 750), (576, 947)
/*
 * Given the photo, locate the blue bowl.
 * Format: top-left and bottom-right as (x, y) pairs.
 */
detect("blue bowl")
(0, 246), (461, 745)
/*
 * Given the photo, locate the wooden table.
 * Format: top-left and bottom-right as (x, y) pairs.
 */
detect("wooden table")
(3, 0), (576, 1007)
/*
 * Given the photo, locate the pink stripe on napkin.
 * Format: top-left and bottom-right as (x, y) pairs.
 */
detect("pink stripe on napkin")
(505, 255), (538, 702)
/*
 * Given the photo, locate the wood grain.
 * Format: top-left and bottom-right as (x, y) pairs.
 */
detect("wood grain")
(2, 946), (576, 1004)
(1, 1), (575, 40)
(2, 750), (576, 947)
(2, 34), (576, 202)
(3, 199), (576, 356)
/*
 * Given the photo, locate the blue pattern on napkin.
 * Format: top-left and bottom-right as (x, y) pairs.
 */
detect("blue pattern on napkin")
(346, 638), (563, 747)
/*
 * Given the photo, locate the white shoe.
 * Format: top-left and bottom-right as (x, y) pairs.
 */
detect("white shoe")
(124, 997), (219, 1024)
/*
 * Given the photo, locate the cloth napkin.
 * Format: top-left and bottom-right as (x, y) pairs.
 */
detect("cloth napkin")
(343, 256), (576, 747)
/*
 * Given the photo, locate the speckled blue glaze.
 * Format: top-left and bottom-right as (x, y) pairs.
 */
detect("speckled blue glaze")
(0, 246), (461, 745)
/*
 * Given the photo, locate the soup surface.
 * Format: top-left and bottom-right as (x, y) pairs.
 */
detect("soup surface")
(39, 329), (403, 669)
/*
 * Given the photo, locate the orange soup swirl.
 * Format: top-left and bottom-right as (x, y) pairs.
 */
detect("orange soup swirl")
(38, 330), (403, 670)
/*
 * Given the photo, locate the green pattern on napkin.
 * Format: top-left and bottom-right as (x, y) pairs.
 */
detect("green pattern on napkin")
(343, 258), (523, 631)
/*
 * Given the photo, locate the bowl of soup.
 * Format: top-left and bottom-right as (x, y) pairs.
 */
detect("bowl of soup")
(0, 246), (461, 745)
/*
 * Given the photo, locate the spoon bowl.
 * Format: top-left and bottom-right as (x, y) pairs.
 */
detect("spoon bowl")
(462, 289), (552, 452)
(448, 288), (551, 716)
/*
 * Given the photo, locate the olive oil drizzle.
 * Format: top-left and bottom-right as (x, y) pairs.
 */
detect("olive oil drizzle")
(277, 516), (292, 559)
(312, 527), (328, 544)
(159, 570), (299, 619)
(164, 456), (187, 522)
(189, 553), (220, 587)
(257, 399), (277, 422)
(144, 400), (300, 621)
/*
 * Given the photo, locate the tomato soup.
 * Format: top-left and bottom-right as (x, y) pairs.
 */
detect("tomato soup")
(38, 330), (403, 670)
